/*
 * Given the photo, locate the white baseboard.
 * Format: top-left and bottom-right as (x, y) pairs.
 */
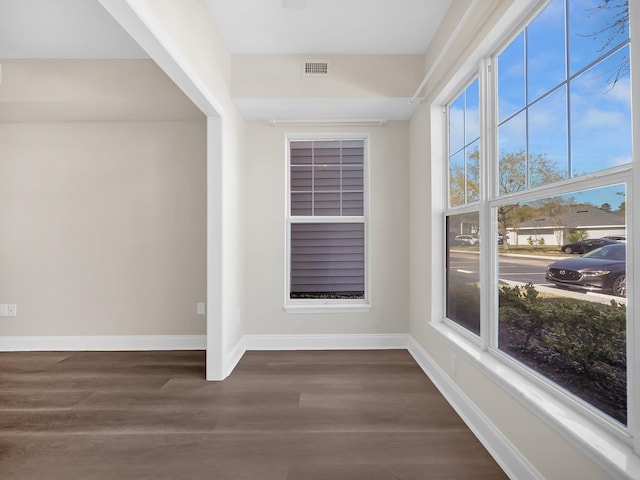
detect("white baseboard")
(0, 335), (207, 351)
(407, 336), (543, 480)
(243, 333), (409, 351)
(224, 336), (247, 378)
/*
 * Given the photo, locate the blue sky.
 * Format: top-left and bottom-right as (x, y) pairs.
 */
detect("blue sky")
(497, 0), (631, 180)
(448, 0), (631, 210)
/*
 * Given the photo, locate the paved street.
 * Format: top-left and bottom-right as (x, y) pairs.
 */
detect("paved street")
(448, 249), (626, 304)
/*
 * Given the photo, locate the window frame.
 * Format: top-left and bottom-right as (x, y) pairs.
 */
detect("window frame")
(433, 0), (639, 475)
(284, 133), (371, 314)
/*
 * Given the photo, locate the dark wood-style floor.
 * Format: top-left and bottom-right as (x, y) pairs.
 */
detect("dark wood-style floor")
(0, 349), (507, 479)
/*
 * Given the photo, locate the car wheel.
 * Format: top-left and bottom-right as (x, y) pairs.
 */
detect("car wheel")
(612, 274), (626, 298)
(563, 246), (573, 254)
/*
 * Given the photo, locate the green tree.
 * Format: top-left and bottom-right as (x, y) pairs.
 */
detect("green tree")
(591, 0), (630, 87)
(565, 228), (588, 244)
(601, 202), (612, 212)
(449, 146), (480, 207)
(497, 151), (565, 249)
(450, 149), (565, 249)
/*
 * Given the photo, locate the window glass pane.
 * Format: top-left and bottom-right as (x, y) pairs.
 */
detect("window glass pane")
(498, 31), (525, 122)
(449, 78), (480, 207)
(449, 150), (465, 207)
(498, 111), (526, 194)
(290, 141), (313, 165)
(571, 45), (632, 176)
(465, 79), (480, 144)
(446, 211), (481, 335)
(528, 0), (566, 102)
(342, 192), (364, 216)
(569, 0), (629, 76)
(498, 184), (627, 424)
(342, 140), (364, 164)
(291, 192), (312, 216)
(290, 223), (365, 299)
(449, 95), (465, 155)
(342, 165), (364, 191)
(528, 86), (568, 188)
(466, 141), (480, 203)
(314, 192), (340, 216)
(314, 165), (340, 191)
(290, 139), (365, 217)
(314, 141), (341, 164)
(291, 165), (312, 191)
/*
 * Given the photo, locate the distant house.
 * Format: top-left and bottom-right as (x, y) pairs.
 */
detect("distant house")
(507, 206), (626, 246)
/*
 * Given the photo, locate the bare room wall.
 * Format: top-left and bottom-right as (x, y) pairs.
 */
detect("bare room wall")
(244, 120), (410, 335)
(0, 59), (207, 338)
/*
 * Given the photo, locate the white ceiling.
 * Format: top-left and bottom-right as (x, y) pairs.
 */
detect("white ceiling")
(204, 0), (452, 55)
(0, 0), (453, 120)
(0, 0), (147, 58)
(1, 0), (451, 58)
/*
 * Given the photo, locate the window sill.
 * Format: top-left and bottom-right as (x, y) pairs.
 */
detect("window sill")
(284, 302), (371, 314)
(430, 321), (640, 480)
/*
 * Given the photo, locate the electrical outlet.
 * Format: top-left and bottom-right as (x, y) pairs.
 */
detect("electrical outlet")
(0, 304), (16, 317)
(197, 302), (206, 315)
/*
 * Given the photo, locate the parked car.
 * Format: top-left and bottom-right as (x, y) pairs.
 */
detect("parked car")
(546, 243), (626, 297)
(603, 235), (626, 242)
(560, 237), (620, 254)
(454, 234), (479, 246)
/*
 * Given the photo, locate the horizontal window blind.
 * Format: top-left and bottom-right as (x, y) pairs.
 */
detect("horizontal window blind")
(290, 223), (365, 298)
(288, 139), (366, 301)
(290, 140), (364, 216)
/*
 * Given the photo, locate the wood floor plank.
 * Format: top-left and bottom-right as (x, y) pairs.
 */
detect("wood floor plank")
(0, 350), (508, 479)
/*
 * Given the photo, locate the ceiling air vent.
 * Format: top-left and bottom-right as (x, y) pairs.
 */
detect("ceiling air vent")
(303, 61), (329, 77)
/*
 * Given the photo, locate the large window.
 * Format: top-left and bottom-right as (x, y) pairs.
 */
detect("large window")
(287, 138), (368, 308)
(446, 79), (481, 334)
(444, 0), (631, 431)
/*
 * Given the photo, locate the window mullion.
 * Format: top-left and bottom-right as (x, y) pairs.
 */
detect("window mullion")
(630, 0), (640, 453)
(480, 57), (495, 351)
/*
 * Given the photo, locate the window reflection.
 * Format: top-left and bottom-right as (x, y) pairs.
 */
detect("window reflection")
(497, 0), (630, 188)
(527, 0), (566, 102)
(449, 79), (480, 207)
(446, 212), (481, 335)
(497, 184), (627, 424)
(498, 32), (525, 122)
(569, 0), (629, 76)
(570, 46), (632, 176)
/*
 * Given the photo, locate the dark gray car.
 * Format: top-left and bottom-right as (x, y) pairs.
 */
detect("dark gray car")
(560, 237), (620, 254)
(546, 243), (626, 297)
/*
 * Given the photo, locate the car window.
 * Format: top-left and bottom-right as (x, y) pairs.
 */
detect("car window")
(611, 246), (626, 259)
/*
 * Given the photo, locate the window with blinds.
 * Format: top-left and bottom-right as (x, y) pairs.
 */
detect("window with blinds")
(288, 139), (366, 301)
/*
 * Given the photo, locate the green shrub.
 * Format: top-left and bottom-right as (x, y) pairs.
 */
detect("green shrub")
(545, 300), (626, 377)
(499, 285), (626, 376)
(499, 283), (553, 350)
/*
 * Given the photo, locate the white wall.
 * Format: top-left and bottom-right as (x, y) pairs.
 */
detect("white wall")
(0, 119), (207, 337)
(245, 121), (410, 335)
(231, 54), (423, 99)
(0, 58), (207, 340)
(112, 0), (247, 378)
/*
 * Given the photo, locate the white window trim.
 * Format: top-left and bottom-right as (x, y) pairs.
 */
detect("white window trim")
(284, 133), (371, 314)
(431, 0), (640, 477)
